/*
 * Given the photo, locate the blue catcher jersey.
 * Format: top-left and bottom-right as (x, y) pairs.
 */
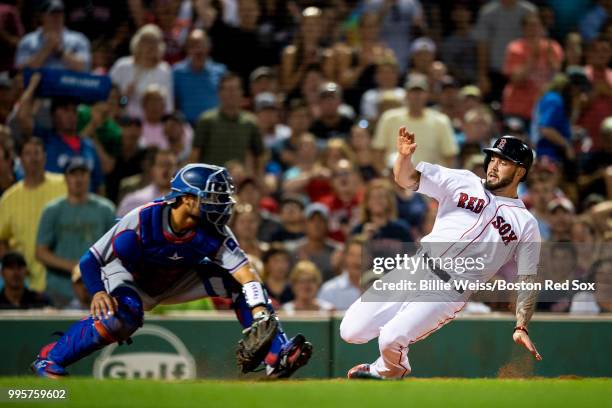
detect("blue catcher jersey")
(89, 201), (248, 296)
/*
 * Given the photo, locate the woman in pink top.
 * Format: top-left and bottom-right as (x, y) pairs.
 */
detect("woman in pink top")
(502, 13), (563, 121)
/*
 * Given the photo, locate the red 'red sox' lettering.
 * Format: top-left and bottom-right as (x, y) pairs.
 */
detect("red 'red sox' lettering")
(457, 193), (485, 214)
(492, 215), (518, 245)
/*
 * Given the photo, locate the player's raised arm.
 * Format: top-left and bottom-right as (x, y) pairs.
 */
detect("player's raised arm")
(393, 127), (421, 190)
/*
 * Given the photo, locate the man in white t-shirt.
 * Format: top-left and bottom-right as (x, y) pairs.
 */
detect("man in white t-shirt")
(342, 128), (542, 379)
(373, 73), (458, 168)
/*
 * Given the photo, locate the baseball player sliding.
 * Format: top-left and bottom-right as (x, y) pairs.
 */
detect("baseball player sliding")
(342, 128), (543, 379)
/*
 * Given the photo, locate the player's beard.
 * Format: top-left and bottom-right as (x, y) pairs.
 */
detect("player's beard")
(484, 168), (516, 191)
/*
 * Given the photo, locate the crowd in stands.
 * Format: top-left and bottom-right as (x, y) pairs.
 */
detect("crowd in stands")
(0, 0), (610, 314)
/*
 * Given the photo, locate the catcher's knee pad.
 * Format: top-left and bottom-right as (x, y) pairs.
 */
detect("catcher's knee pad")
(97, 286), (144, 342)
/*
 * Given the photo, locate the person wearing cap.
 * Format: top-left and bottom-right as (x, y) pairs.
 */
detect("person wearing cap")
(0, 138), (66, 292)
(455, 108), (494, 154)
(36, 156), (116, 307)
(249, 67), (279, 101)
(191, 73), (264, 177)
(547, 197), (576, 241)
(309, 82), (354, 141)
(254, 92), (290, 149)
(501, 12), (563, 122)
(409, 37), (437, 78)
(373, 73), (458, 167)
(173, 29), (227, 125)
(532, 68), (591, 164)
(294, 203), (342, 282)
(0, 252), (51, 309)
(15, 0), (91, 71)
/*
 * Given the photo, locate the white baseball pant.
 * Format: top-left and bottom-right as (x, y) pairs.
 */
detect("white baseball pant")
(340, 297), (465, 378)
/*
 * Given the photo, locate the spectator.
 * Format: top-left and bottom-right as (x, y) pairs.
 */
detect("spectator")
(280, 7), (334, 93)
(538, 242), (579, 312)
(474, 0), (536, 100)
(230, 203), (267, 259)
(147, 0), (189, 64)
(352, 178), (413, 242)
(563, 32), (583, 68)
(579, 0), (611, 43)
(318, 235), (365, 310)
(249, 67), (279, 101)
(547, 197), (575, 242)
(309, 82), (354, 141)
(456, 108), (494, 157)
(0, 2), (25, 72)
(254, 92), (290, 149)
(77, 85), (124, 176)
(335, 11), (395, 109)
(261, 245), (293, 305)
(0, 137), (16, 197)
(62, 0), (129, 49)
(373, 73), (458, 167)
(531, 69), (591, 165)
(525, 174), (556, 240)
(22, 96), (104, 192)
(15, 0), (91, 72)
(502, 12), (563, 122)
(191, 73), (264, 176)
(110, 24), (173, 119)
(441, 4), (479, 85)
(578, 117), (612, 199)
(317, 159), (363, 243)
(349, 123), (383, 182)
(105, 116), (146, 203)
(578, 36), (612, 153)
(459, 85), (485, 114)
(570, 258), (612, 314)
(234, 178), (281, 242)
(364, 0), (424, 72)
(408, 37), (439, 86)
(173, 29), (227, 125)
(0, 138), (66, 292)
(283, 260), (334, 313)
(360, 56), (405, 121)
(208, 0), (275, 88)
(271, 99), (313, 172)
(571, 217), (601, 274)
(434, 76), (463, 130)
(269, 195), (306, 251)
(162, 112), (192, 165)
(281, 132), (330, 199)
(0, 76), (16, 125)
(0, 252), (50, 309)
(294, 203), (341, 282)
(117, 149), (177, 216)
(36, 157), (115, 307)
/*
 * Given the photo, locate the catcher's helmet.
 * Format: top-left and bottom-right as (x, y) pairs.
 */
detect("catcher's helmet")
(164, 163), (236, 227)
(483, 136), (534, 182)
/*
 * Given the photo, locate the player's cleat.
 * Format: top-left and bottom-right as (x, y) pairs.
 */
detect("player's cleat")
(31, 342), (68, 378)
(267, 334), (313, 378)
(347, 364), (383, 380)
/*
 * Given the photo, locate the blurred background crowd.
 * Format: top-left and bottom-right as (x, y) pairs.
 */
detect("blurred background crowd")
(0, 0), (610, 315)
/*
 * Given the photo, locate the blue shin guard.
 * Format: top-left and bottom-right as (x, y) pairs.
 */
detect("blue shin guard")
(34, 287), (144, 373)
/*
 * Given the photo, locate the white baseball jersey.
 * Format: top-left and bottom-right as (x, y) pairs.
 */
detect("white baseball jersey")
(415, 162), (541, 282)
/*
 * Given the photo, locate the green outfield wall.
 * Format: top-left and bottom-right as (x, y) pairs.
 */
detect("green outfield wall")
(1, 312), (610, 379)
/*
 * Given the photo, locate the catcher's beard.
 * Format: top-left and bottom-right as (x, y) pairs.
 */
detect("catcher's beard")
(485, 168), (517, 192)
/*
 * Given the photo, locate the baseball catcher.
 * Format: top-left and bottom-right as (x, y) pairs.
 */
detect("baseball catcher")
(32, 163), (312, 378)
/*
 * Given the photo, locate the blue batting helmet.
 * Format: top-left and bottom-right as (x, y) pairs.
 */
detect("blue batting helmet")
(164, 163), (236, 227)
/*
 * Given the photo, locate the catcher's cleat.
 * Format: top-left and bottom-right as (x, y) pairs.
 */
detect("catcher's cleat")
(347, 364), (383, 380)
(31, 342), (68, 378)
(267, 334), (313, 378)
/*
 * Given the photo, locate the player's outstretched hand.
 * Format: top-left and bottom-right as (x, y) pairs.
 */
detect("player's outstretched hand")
(91, 291), (119, 320)
(397, 127), (417, 157)
(513, 330), (542, 361)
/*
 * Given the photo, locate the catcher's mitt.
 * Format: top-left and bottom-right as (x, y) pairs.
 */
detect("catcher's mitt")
(236, 315), (279, 373)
